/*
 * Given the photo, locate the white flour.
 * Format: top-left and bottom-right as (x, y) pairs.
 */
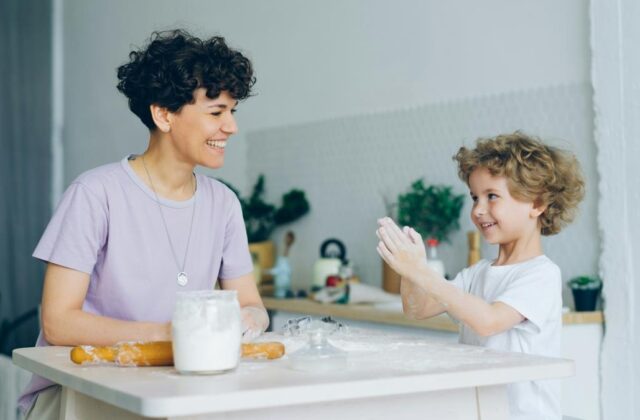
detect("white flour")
(252, 328), (512, 373)
(172, 291), (242, 374)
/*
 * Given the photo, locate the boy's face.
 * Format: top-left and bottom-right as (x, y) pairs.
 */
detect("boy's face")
(468, 167), (542, 245)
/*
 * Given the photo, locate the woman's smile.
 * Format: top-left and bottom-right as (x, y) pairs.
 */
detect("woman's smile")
(206, 139), (227, 152)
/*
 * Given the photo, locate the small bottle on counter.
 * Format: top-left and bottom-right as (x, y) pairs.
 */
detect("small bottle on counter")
(426, 238), (445, 277)
(467, 230), (481, 267)
(339, 259), (355, 283)
(270, 256), (292, 298)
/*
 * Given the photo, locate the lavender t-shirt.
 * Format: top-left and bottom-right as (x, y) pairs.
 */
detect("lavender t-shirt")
(18, 156), (253, 413)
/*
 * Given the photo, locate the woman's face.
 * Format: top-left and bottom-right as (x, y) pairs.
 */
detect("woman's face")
(167, 88), (238, 169)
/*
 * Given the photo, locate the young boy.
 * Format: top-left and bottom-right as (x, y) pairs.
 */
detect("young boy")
(376, 132), (585, 420)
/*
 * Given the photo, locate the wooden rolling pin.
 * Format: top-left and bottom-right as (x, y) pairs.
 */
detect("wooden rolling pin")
(70, 341), (285, 366)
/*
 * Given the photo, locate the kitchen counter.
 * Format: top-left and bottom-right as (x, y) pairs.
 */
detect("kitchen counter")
(13, 332), (574, 420)
(263, 297), (604, 420)
(262, 297), (603, 332)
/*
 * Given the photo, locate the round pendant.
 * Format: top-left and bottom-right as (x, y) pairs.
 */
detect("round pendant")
(177, 272), (188, 287)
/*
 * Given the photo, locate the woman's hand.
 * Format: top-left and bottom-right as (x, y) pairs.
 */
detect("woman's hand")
(220, 273), (269, 342)
(240, 305), (269, 342)
(376, 217), (427, 281)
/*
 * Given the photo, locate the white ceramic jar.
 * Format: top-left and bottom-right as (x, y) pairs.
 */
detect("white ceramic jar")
(172, 290), (241, 374)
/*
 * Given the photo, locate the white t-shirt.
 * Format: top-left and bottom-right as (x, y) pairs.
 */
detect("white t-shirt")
(449, 255), (562, 420)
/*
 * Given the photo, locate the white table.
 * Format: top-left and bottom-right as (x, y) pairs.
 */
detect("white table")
(13, 331), (574, 420)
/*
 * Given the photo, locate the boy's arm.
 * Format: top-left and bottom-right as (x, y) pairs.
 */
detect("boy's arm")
(400, 276), (447, 319)
(407, 264), (524, 336)
(377, 218), (524, 336)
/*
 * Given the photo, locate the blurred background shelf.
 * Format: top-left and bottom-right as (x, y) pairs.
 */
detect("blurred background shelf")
(262, 296), (603, 332)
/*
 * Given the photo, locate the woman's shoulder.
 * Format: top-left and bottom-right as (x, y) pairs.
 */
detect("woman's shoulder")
(73, 157), (129, 183)
(67, 160), (126, 193)
(196, 175), (241, 203)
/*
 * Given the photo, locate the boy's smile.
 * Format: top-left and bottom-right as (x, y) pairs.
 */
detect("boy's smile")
(479, 221), (497, 231)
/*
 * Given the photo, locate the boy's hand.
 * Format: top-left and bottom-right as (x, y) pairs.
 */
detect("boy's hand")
(376, 217), (427, 280)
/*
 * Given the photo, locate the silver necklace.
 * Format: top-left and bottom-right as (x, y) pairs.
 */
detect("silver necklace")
(141, 155), (196, 287)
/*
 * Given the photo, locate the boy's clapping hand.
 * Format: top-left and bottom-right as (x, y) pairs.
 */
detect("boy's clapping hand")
(376, 217), (428, 280)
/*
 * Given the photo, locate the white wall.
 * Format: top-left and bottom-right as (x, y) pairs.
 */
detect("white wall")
(247, 84), (598, 299)
(62, 0), (590, 191)
(591, 1), (640, 418)
(61, 0), (595, 289)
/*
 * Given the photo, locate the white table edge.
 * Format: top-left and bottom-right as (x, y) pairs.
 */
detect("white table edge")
(13, 347), (575, 417)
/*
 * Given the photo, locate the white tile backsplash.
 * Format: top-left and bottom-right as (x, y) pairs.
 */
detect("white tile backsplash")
(246, 83), (598, 304)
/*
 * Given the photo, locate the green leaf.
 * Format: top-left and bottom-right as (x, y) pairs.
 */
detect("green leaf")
(568, 275), (602, 290)
(397, 180), (465, 243)
(274, 190), (310, 224)
(213, 175), (310, 242)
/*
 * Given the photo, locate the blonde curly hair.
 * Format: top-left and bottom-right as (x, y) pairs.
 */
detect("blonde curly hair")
(453, 131), (585, 236)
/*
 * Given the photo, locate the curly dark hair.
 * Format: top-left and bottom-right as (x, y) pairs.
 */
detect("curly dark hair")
(454, 131), (585, 236)
(116, 29), (256, 130)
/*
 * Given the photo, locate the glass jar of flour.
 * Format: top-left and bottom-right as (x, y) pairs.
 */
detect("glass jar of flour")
(172, 290), (242, 374)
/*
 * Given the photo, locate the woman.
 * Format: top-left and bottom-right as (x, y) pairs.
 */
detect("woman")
(19, 29), (268, 419)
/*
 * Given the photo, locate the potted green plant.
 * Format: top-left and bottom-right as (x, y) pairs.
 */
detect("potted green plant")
(397, 180), (465, 243)
(220, 175), (310, 283)
(568, 275), (602, 312)
(382, 180), (464, 293)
